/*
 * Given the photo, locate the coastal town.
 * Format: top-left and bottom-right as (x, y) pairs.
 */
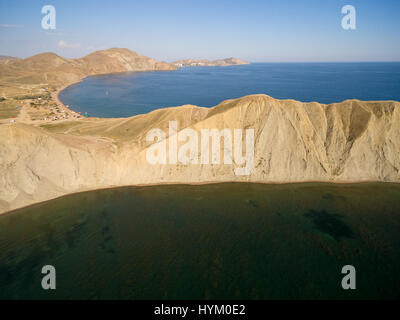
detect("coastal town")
(0, 84), (83, 125)
(0, 48), (180, 126)
(0, 50), (249, 126)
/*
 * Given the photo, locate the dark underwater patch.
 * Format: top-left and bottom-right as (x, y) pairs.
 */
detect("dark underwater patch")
(304, 209), (354, 241)
(322, 193), (347, 202)
(245, 199), (259, 208)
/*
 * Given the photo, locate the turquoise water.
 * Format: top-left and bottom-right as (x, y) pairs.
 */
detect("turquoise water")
(59, 63), (400, 118)
(1, 183), (400, 300)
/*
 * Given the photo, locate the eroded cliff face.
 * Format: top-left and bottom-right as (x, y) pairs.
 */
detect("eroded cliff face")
(0, 95), (399, 214)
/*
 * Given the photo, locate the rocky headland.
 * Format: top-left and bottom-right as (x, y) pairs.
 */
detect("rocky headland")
(173, 57), (249, 67)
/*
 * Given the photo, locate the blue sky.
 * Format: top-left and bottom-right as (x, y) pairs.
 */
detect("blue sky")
(0, 0), (399, 62)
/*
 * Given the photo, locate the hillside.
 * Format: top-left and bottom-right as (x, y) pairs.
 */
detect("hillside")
(0, 94), (399, 214)
(173, 57), (249, 67)
(0, 55), (19, 60)
(0, 48), (177, 87)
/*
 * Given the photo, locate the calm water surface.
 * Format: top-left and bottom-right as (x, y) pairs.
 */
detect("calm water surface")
(1, 183), (399, 299)
(59, 63), (400, 118)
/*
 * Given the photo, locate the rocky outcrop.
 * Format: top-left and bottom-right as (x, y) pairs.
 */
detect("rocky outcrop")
(0, 94), (399, 214)
(173, 57), (249, 67)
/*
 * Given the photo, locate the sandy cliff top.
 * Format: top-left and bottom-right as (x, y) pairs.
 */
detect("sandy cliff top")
(0, 94), (399, 214)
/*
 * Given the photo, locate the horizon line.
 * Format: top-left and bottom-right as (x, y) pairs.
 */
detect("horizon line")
(2, 50), (400, 64)
(248, 60), (400, 63)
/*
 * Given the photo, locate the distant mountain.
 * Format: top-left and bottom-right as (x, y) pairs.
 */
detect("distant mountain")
(0, 55), (19, 60)
(0, 48), (177, 86)
(173, 57), (250, 67)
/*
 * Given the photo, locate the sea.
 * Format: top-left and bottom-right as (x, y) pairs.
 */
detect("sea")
(2, 63), (400, 300)
(1, 183), (400, 299)
(58, 62), (400, 118)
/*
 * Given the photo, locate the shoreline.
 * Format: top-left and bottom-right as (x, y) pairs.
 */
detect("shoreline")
(1, 72), (398, 217)
(1, 179), (399, 217)
(51, 68), (180, 118)
(51, 69), (400, 121)
(52, 80), (84, 116)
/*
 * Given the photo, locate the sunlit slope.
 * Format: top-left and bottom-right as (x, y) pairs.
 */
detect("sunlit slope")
(0, 48), (177, 86)
(1, 94), (399, 213)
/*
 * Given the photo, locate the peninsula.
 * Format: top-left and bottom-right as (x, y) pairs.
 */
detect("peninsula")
(0, 48), (176, 91)
(173, 57), (249, 67)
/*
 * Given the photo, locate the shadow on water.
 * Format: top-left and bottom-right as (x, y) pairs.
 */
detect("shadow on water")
(304, 209), (354, 241)
(0, 182), (399, 299)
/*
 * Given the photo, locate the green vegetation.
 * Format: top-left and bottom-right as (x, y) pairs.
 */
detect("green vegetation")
(14, 93), (51, 100)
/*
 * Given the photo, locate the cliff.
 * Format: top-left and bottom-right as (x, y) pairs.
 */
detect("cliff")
(0, 94), (399, 214)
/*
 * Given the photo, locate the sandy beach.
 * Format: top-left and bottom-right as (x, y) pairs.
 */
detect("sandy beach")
(52, 82), (83, 117)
